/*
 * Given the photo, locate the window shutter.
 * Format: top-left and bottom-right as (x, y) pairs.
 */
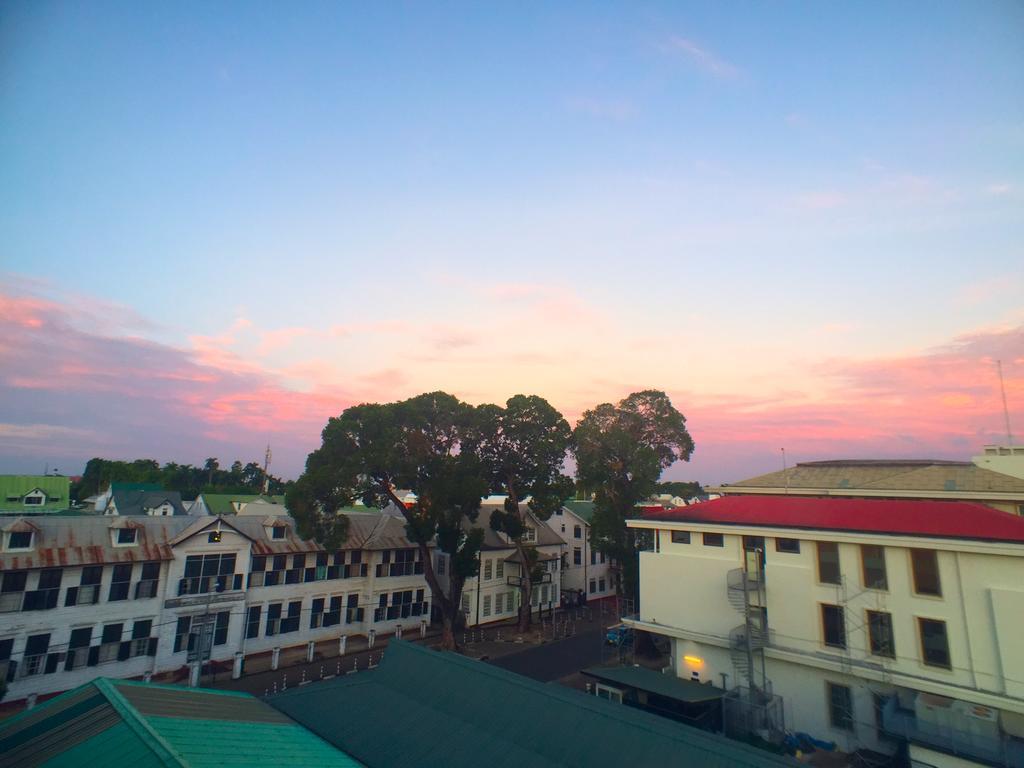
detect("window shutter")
(45, 653), (60, 674)
(65, 587), (78, 607)
(147, 638), (158, 656)
(118, 642), (131, 661)
(87, 646), (100, 666)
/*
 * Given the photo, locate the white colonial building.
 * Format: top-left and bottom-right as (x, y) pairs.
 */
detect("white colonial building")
(0, 509), (431, 705)
(626, 494), (1024, 768)
(546, 501), (617, 602)
(438, 499), (565, 628)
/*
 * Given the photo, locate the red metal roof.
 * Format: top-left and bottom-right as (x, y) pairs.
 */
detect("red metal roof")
(639, 495), (1024, 544)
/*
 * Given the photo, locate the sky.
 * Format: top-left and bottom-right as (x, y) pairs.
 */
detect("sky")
(1, 1), (1022, 484)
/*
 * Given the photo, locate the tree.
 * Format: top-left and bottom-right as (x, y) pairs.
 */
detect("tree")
(204, 458), (219, 486)
(468, 395), (573, 631)
(288, 392), (488, 650)
(572, 390), (694, 603)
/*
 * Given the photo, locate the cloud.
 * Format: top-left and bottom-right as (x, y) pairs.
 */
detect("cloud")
(661, 35), (740, 79)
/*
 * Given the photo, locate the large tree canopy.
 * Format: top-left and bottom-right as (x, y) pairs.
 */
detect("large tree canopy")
(72, 457), (287, 501)
(467, 395), (573, 630)
(287, 392), (487, 649)
(572, 390), (694, 602)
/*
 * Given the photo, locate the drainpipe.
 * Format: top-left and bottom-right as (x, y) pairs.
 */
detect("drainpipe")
(953, 552), (979, 690)
(475, 550), (482, 628)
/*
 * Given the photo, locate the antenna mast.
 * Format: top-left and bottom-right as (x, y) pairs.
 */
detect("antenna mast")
(997, 360), (1014, 445)
(262, 444), (272, 494)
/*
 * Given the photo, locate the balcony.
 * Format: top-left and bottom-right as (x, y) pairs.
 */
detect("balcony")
(881, 695), (1024, 768)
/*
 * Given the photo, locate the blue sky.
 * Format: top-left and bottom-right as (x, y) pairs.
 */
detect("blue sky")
(1, 1), (1022, 482)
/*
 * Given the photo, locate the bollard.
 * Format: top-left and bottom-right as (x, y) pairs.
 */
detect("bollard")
(586, 683), (593, 695)
(282, 674), (288, 691)
(189, 662), (200, 688)
(420, 620), (427, 638)
(143, 671), (152, 683)
(271, 681), (277, 695)
(337, 660), (342, 675)
(320, 665), (325, 679)
(232, 652), (243, 680)
(271, 647), (281, 671)
(368, 629), (376, 649)
(306, 641), (315, 663)
(26, 693), (37, 710)
(353, 657), (359, 672)
(300, 669), (306, 684)
(339, 634), (347, 656)
(395, 624), (403, 640)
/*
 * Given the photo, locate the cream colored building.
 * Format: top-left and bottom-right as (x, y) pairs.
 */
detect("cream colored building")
(711, 445), (1024, 517)
(626, 495), (1024, 768)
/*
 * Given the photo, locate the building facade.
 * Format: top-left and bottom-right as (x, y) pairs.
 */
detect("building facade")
(0, 510), (431, 704)
(546, 501), (617, 601)
(625, 495), (1024, 768)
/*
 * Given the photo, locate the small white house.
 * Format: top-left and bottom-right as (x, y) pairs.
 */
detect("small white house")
(546, 501), (617, 602)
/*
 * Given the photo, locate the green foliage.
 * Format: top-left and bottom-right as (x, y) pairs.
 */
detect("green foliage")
(655, 481), (703, 499)
(572, 390), (694, 600)
(294, 391), (488, 586)
(71, 457), (287, 501)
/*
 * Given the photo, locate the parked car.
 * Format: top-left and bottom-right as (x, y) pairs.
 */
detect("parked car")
(605, 624), (634, 647)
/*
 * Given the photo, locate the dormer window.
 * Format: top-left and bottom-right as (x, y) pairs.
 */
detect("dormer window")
(8, 531), (33, 549)
(117, 528), (138, 545)
(272, 527), (285, 540)
(523, 527), (537, 543)
(23, 489), (46, 506)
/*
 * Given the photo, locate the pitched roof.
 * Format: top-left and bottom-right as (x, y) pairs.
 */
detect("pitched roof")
(725, 460), (1024, 496)
(637, 495), (1024, 544)
(268, 641), (792, 768)
(110, 490), (188, 516)
(562, 500), (595, 523)
(471, 503), (564, 550)
(0, 475), (70, 512)
(0, 515), (191, 570)
(0, 678), (360, 768)
(195, 494), (286, 516)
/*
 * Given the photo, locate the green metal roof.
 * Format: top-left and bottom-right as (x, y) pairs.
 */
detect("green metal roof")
(562, 499), (595, 523)
(268, 640), (794, 768)
(583, 665), (726, 703)
(0, 678), (360, 767)
(0, 475), (70, 512)
(198, 493), (285, 515)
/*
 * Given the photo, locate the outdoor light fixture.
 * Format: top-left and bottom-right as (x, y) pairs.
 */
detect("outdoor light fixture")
(683, 654), (704, 666)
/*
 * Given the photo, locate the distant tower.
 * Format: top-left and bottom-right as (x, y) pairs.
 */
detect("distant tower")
(262, 444), (273, 494)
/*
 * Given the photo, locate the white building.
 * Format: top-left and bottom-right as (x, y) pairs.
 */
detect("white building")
(0, 509), (431, 704)
(546, 501), (617, 602)
(625, 494), (1024, 768)
(438, 499), (565, 627)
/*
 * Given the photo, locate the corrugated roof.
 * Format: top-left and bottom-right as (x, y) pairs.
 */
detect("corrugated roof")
(268, 640), (795, 768)
(583, 665), (725, 703)
(0, 475), (70, 512)
(110, 490), (188, 516)
(195, 494), (286, 516)
(638, 495), (1024, 544)
(472, 504), (564, 550)
(0, 515), (190, 570)
(0, 678), (360, 767)
(562, 500), (595, 523)
(727, 461), (1024, 495)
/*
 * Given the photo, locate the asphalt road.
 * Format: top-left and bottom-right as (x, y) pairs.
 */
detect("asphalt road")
(485, 628), (606, 682)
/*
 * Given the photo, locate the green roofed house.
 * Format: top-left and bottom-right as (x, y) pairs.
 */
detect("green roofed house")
(268, 640), (795, 768)
(189, 493), (287, 517)
(0, 677), (361, 768)
(0, 476), (70, 515)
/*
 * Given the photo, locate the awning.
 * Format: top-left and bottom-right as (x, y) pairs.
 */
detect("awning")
(583, 665), (725, 703)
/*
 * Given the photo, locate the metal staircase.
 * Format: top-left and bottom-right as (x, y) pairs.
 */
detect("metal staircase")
(726, 565), (768, 693)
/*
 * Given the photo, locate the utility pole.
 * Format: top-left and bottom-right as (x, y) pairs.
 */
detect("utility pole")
(997, 360), (1014, 445)
(262, 444), (272, 494)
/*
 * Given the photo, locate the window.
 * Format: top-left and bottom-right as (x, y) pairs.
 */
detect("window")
(482, 595), (492, 617)
(135, 562), (160, 599)
(461, 593), (470, 614)
(573, 547), (582, 565)
(821, 604), (846, 649)
(867, 611), (895, 658)
(324, 596), (343, 627)
(910, 549), (941, 597)
(131, 619), (153, 657)
(117, 528), (137, 545)
(573, 525), (582, 539)
(8, 531), (33, 549)
(266, 603), (282, 636)
(495, 559), (503, 579)
(483, 559), (492, 580)
(345, 594), (363, 624)
(66, 565), (102, 607)
(598, 577), (606, 592)
(213, 611), (229, 645)
(98, 623), (123, 663)
(280, 601), (301, 634)
(23, 568), (62, 610)
(775, 538), (800, 554)
(861, 545), (888, 590)
(918, 618), (951, 668)
(310, 597), (325, 629)
(671, 531), (691, 544)
(600, 551), (606, 564)
(703, 533), (724, 547)
(523, 527), (536, 543)
(495, 593), (504, 614)
(246, 605), (262, 639)
(589, 578), (596, 594)
(437, 554), (446, 576)
(23, 495), (44, 506)
(109, 563), (132, 601)
(66, 627), (93, 670)
(271, 526), (286, 540)
(560, 524), (565, 533)
(22, 633), (51, 676)
(827, 682), (854, 731)
(0, 571), (27, 612)
(817, 542), (841, 584)
(180, 554), (237, 595)
(174, 616), (193, 653)
(590, 549), (596, 565)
